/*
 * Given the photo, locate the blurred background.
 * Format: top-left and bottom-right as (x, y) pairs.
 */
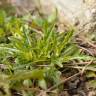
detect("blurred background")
(0, 0), (96, 36)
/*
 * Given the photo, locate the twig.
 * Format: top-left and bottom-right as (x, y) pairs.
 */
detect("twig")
(79, 46), (94, 56)
(81, 60), (93, 75)
(47, 72), (80, 91)
(38, 72), (81, 96)
(72, 61), (93, 65)
(37, 90), (47, 96)
(87, 40), (96, 48)
(76, 36), (96, 48)
(81, 60), (93, 74)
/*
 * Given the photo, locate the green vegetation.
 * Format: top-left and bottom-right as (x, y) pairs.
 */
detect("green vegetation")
(0, 10), (96, 96)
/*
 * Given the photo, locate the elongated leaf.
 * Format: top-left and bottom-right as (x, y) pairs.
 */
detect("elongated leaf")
(58, 29), (74, 55)
(8, 69), (44, 81)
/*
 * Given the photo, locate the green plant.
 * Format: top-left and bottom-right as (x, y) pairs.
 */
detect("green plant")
(0, 10), (95, 96)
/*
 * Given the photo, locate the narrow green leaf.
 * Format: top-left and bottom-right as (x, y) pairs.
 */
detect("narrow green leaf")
(38, 79), (47, 90)
(8, 69), (44, 81)
(58, 29), (74, 55)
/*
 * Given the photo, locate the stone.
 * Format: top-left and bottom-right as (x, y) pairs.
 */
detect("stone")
(4, 0), (96, 33)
